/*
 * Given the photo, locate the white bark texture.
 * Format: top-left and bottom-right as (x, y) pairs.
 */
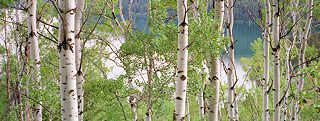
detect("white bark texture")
(291, 0), (313, 120)
(129, 96), (137, 121)
(198, 61), (207, 121)
(174, 0), (188, 120)
(226, 0), (236, 120)
(27, 0), (42, 120)
(207, 1), (224, 121)
(281, 1), (298, 120)
(262, 0), (271, 121)
(128, 78), (138, 121)
(207, 57), (220, 121)
(58, 0), (79, 120)
(74, 0), (85, 120)
(282, 40), (291, 121)
(272, 0), (280, 121)
(145, 56), (153, 121)
(186, 97), (190, 121)
(14, 7), (25, 121)
(197, 91), (204, 120)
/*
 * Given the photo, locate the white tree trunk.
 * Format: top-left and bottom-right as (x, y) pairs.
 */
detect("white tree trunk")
(145, 55), (153, 121)
(74, 0), (85, 120)
(197, 61), (207, 121)
(226, 0), (236, 120)
(272, 0), (280, 121)
(129, 96), (137, 121)
(27, 0), (42, 120)
(14, 7), (25, 121)
(291, 0), (313, 120)
(281, 1), (298, 120)
(128, 77), (138, 121)
(186, 97), (190, 121)
(197, 91), (204, 120)
(207, 57), (220, 121)
(58, 0), (79, 120)
(282, 40), (291, 121)
(262, 0), (271, 121)
(207, 1), (224, 121)
(174, 0), (188, 120)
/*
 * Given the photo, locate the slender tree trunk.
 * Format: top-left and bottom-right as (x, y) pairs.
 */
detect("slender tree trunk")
(129, 96), (137, 121)
(207, 57), (220, 121)
(27, 0), (42, 120)
(281, 1), (298, 120)
(74, 0), (85, 120)
(207, 1), (224, 121)
(282, 40), (292, 121)
(272, 0), (281, 121)
(197, 91), (204, 120)
(186, 97), (190, 121)
(291, 0), (313, 120)
(145, 55), (153, 121)
(226, 0), (236, 120)
(191, 0), (200, 21)
(127, 77), (137, 121)
(262, 0), (271, 121)
(14, 8), (25, 121)
(198, 61), (207, 121)
(58, 0), (79, 120)
(207, 56), (221, 121)
(226, 67), (234, 121)
(290, 1), (300, 119)
(3, 9), (11, 116)
(174, 0), (188, 120)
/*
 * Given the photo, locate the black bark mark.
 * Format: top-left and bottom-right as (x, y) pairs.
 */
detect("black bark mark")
(180, 75), (187, 80)
(176, 97), (183, 100)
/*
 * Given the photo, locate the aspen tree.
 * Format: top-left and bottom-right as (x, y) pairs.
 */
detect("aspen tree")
(174, 0), (188, 120)
(291, 0), (313, 120)
(58, 0), (79, 120)
(207, 0), (224, 121)
(272, 0), (281, 120)
(27, 0), (42, 120)
(198, 61), (206, 120)
(226, 0), (236, 120)
(262, 0), (271, 121)
(281, 1), (298, 120)
(74, 0), (85, 120)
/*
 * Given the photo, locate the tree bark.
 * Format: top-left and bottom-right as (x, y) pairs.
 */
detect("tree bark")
(207, 57), (220, 121)
(186, 97), (190, 121)
(282, 39), (292, 121)
(129, 96), (137, 121)
(262, 0), (271, 121)
(74, 0), (85, 120)
(58, 0), (79, 120)
(3, 9), (11, 117)
(281, 1), (298, 120)
(27, 0), (42, 120)
(198, 61), (207, 121)
(14, 7), (25, 121)
(207, 1), (224, 121)
(174, 0), (188, 120)
(145, 54), (153, 121)
(291, 0), (313, 120)
(272, 0), (280, 121)
(226, 0), (236, 120)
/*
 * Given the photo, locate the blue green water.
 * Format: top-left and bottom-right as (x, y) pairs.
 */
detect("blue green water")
(233, 21), (262, 58)
(133, 15), (261, 59)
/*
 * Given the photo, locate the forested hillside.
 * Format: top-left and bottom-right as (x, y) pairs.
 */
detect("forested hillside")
(0, 0), (319, 121)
